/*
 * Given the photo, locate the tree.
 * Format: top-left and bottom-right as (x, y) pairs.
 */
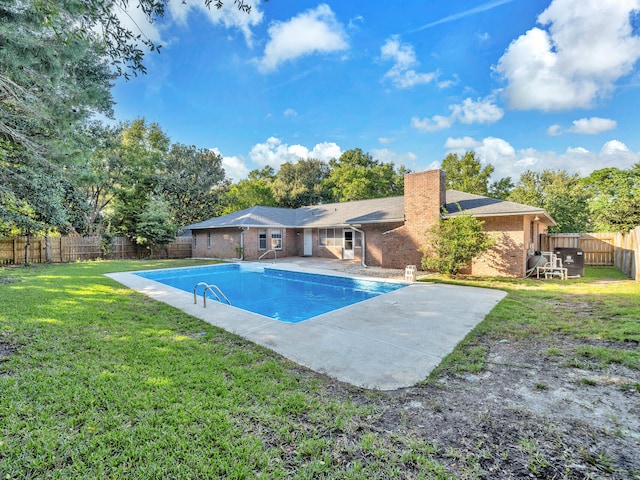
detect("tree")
(158, 143), (228, 226)
(34, 0), (256, 79)
(488, 177), (514, 200)
(0, 148), (69, 263)
(441, 151), (495, 196)
(104, 119), (173, 246)
(508, 170), (590, 233)
(220, 167), (277, 214)
(272, 159), (331, 208)
(421, 212), (495, 276)
(1, 0), (114, 241)
(580, 165), (640, 232)
(325, 149), (406, 202)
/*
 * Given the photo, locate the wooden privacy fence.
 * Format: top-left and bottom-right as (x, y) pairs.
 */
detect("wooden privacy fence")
(541, 227), (640, 281)
(0, 235), (193, 264)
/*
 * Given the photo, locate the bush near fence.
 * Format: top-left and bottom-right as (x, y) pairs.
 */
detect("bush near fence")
(541, 227), (640, 281)
(0, 235), (193, 265)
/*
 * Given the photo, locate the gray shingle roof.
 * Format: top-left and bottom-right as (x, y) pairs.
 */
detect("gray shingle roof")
(296, 197), (404, 227)
(185, 190), (554, 230)
(185, 206), (298, 229)
(444, 190), (554, 224)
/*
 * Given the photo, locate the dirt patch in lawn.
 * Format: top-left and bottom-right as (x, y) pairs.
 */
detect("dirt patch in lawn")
(0, 341), (16, 377)
(322, 336), (640, 479)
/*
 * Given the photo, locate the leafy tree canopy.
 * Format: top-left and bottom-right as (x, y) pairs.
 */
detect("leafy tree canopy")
(508, 169), (590, 233)
(579, 164), (640, 232)
(34, 0), (256, 79)
(159, 143), (228, 226)
(220, 167), (277, 214)
(325, 148), (407, 202)
(441, 151), (495, 196)
(272, 159), (330, 208)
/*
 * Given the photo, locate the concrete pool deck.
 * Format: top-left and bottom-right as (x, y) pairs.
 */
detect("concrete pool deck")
(106, 259), (506, 390)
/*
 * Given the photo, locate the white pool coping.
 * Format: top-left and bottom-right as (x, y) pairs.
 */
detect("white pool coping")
(106, 262), (506, 390)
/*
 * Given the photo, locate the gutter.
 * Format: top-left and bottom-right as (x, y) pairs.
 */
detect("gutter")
(238, 227), (248, 260)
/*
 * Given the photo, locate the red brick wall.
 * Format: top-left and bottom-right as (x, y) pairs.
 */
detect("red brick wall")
(378, 169), (445, 269)
(192, 227), (298, 260)
(192, 228), (241, 259)
(359, 222), (404, 266)
(471, 216), (526, 277)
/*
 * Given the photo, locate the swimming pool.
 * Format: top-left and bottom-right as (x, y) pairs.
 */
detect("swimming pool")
(135, 264), (407, 323)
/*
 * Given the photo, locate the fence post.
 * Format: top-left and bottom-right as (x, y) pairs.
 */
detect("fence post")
(629, 227), (640, 282)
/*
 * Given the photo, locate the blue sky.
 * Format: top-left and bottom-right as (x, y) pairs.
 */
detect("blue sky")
(112, 0), (640, 183)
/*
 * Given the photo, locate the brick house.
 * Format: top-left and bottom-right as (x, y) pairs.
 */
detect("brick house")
(186, 169), (555, 277)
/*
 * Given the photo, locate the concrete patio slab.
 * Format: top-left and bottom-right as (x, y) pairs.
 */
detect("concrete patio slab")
(106, 260), (506, 390)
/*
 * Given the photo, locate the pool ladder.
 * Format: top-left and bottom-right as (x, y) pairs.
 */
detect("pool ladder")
(258, 249), (277, 262)
(193, 282), (231, 308)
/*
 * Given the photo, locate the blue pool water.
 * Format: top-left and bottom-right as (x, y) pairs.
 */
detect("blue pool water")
(135, 264), (407, 323)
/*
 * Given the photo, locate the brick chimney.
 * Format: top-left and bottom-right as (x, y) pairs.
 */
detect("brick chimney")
(404, 169), (446, 229)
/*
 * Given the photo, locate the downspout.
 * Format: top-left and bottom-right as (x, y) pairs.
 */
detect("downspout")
(238, 227), (248, 260)
(350, 225), (367, 268)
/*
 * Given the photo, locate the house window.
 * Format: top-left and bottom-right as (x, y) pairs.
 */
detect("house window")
(193, 233), (197, 248)
(259, 230), (267, 250)
(207, 231), (211, 249)
(318, 228), (340, 247)
(271, 230), (283, 250)
(353, 231), (362, 247)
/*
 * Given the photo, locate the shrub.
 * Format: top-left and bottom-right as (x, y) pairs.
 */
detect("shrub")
(421, 212), (494, 276)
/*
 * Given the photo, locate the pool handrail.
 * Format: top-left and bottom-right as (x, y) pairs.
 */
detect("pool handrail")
(193, 282), (231, 307)
(258, 249), (277, 262)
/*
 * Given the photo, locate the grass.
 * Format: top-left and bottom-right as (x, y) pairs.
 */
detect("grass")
(426, 266), (640, 379)
(1, 260), (639, 478)
(0, 260), (455, 479)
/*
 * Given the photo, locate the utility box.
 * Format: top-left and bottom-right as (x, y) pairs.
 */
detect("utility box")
(554, 248), (584, 277)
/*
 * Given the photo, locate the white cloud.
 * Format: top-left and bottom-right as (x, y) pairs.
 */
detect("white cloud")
(410, 115), (453, 132)
(308, 141), (343, 161)
(411, 96), (503, 132)
(258, 4), (348, 73)
(547, 124), (562, 136)
(547, 117), (618, 136)
(283, 108), (298, 117)
(168, 0), (263, 46)
(378, 137), (394, 145)
(348, 15), (364, 29)
(452, 97), (504, 124)
(601, 140), (630, 155)
(567, 146), (589, 154)
(444, 136), (640, 180)
(371, 148), (418, 168)
(474, 137), (517, 167)
(496, 0), (640, 111)
(444, 136), (482, 150)
(568, 117), (617, 134)
(381, 36), (438, 88)
(211, 148), (250, 182)
(249, 137), (342, 169)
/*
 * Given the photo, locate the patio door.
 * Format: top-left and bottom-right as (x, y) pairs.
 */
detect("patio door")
(343, 229), (354, 260)
(303, 229), (312, 256)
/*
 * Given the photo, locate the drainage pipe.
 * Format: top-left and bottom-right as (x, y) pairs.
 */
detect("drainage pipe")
(349, 225), (367, 268)
(238, 227), (248, 260)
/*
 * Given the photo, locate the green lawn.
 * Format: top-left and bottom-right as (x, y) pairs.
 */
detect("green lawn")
(427, 267), (640, 380)
(1, 260), (638, 478)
